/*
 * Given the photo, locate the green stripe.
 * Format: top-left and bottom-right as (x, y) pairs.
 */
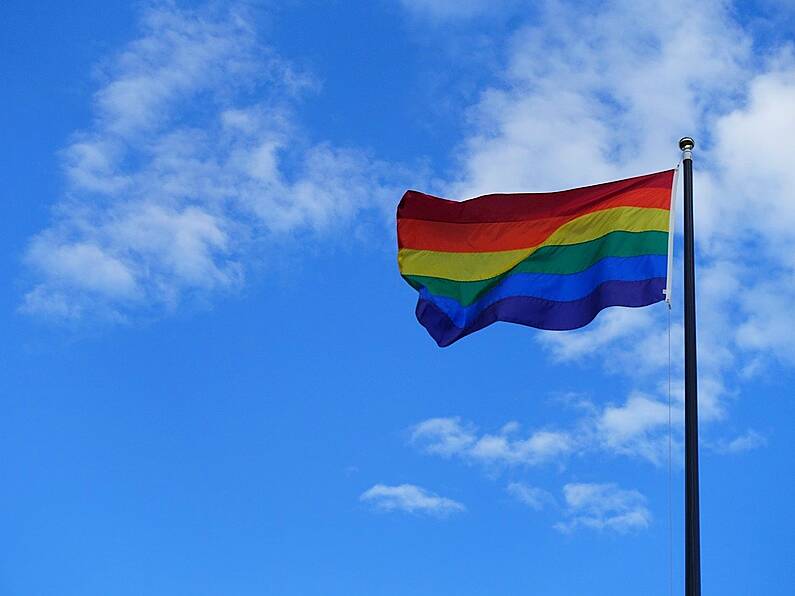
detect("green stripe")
(403, 230), (668, 306)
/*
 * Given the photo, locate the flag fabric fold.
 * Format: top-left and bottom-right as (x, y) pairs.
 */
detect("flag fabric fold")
(397, 170), (676, 347)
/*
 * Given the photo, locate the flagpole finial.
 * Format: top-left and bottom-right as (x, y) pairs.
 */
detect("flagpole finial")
(679, 137), (694, 161)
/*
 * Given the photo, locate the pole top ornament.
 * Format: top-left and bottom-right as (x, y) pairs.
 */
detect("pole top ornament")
(679, 137), (695, 151)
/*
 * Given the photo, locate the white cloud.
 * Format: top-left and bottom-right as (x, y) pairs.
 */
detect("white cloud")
(596, 392), (674, 464)
(537, 307), (666, 370)
(507, 482), (556, 511)
(413, 369), (768, 467)
(411, 390), (683, 469)
(555, 483), (651, 533)
(709, 430), (767, 454)
(447, 0), (749, 197)
(410, 399), (668, 468)
(359, 483), (465, 516)
(708, 108), (795, 367)
(410, 417), (477, 457)
(411, 417), (573, 467)
(25, 240), (138, 299)
(22, 3), (402, 321)
(713, 61), (795, 248)
(508, 480), (651, 533)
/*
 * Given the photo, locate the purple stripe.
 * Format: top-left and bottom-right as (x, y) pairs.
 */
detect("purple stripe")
(415, 277), (666, 347)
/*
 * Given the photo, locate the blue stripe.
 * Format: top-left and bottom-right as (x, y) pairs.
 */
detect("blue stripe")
(416, 278), (666, 347)
(418, 254), (667, 328)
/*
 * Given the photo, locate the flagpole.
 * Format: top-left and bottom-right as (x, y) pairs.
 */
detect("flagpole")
(679, 136), (701, 596)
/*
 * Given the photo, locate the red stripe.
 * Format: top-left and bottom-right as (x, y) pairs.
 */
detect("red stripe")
(398, 188), (670, 252)
(397, 170), (675, 224)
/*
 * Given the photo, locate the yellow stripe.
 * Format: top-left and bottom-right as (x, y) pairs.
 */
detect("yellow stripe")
(398, 207), (670, 281)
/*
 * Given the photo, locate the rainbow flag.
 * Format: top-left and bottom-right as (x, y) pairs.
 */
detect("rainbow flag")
(397, 170), (677, 347)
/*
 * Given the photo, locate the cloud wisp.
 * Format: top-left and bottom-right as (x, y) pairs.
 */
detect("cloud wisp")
(708, 430), (767, 454)
(506, 482), (556, 511)
(359, 483), (465, 516)
(410, 417), (574, 468)
(505, 481), (650, 534)
(554, 482), (651, 534)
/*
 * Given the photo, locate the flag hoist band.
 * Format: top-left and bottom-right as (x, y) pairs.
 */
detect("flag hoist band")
(397, 170), (677, 347)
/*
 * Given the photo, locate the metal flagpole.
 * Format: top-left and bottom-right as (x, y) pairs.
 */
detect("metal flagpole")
(679, 136), (701, 596)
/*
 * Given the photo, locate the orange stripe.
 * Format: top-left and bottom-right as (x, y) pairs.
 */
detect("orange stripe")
(398, 188), (670, 253)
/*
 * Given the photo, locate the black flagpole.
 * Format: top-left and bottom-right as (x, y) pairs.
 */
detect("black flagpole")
(679, 136), (701, 596)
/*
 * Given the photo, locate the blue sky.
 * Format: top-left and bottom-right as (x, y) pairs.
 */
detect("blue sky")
(1, 1), (794, 594)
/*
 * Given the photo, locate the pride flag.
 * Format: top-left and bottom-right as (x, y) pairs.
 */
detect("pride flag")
(397, 170), (676, 347)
